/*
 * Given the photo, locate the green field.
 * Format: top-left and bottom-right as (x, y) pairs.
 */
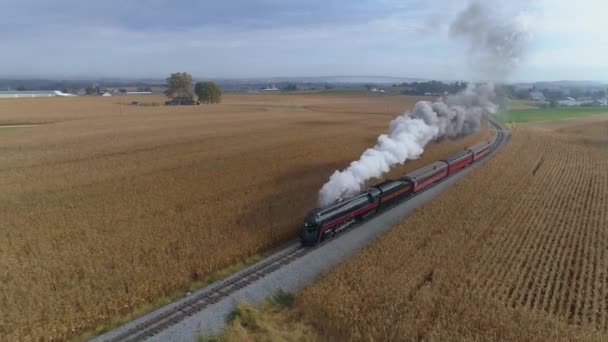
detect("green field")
(0, 124), (40, 132)
(503, 107), (608, 123)
(0, 127), (19, 131)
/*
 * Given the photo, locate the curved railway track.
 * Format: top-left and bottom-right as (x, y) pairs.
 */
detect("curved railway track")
(96, 118), (509, 342)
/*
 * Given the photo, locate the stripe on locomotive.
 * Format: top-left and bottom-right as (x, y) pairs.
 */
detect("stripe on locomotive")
(379, 185), (412, 202)
(318, 201), (379, 235)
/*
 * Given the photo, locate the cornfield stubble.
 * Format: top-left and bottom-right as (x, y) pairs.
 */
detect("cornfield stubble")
(0, 93), (489, 340)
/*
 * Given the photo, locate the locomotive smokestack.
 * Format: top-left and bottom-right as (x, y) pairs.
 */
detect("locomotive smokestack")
(318, 2), (530, 206)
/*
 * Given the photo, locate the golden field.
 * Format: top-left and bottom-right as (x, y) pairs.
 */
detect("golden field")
(0, 93), (489, 340)
(225, 115), (608, 341)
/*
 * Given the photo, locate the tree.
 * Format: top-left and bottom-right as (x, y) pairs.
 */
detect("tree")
(194, 81), (222, 104)
(282, 83), (297, 92)
(164, 72), (194, 99)
(592, 89), (606, 100)
(119, 88), (127, 94)
(16, 85), (26, 91)
(85, 86), (97, 95)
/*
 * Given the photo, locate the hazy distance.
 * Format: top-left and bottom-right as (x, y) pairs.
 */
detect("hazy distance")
(1, 0), (606, 82)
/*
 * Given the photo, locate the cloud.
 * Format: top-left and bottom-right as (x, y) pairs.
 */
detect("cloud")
(0, 0), (417, 33)
(0, 0), (606, 81)
(1, 1), (448, 79)
(510, 0), (608, 81)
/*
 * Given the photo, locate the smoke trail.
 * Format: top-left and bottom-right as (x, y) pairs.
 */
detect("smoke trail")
(318, 84), (496, 206)
(449, 2), (530, 80)
(317, 1), (530, 206)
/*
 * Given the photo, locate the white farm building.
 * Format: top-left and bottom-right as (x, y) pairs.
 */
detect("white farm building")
(0, 90), (75, 98)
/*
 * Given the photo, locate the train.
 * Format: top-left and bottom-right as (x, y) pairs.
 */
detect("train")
(300, 133), (498, 246)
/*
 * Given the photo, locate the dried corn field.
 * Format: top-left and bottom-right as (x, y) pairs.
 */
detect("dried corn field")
(0, 93), (489, 341)
(289, 117), (608, 341)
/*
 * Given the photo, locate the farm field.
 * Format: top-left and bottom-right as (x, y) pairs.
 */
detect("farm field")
(504, 106), (608, 123)
(226, 116), (608, 340)
(0, 93), (490, 340)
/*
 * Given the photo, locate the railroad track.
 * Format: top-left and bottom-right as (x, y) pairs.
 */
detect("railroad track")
(104, 244), (312, 342)
(97, 118), (508, 342)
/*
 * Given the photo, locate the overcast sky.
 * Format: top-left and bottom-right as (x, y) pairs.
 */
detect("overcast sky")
(1, 0), (606, 82)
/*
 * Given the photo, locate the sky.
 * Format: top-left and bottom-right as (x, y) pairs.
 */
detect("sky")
(1, 0), (606, 82)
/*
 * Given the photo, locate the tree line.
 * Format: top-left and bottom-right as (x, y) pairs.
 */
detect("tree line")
(499, 85), (607, 101)
(164, 72), (222, 104)
(396, 81), (468, 96)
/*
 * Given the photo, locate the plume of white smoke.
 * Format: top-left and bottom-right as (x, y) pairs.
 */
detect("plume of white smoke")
(318, 84), (496, 206)
(317, 1), (531, 206)
(449, 2), (531, 80)
(319, 117), (436, 206)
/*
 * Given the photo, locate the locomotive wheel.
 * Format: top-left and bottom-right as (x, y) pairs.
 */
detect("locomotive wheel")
(321, 229), (335, 241)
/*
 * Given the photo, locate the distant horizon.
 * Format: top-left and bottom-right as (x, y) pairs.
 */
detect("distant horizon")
(0, 75), (606, 86)
(1, 1), (606, 82)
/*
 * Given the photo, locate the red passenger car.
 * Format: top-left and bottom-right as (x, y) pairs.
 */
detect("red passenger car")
(468, 140), (492, 160)
(442, 150), (474, 175)
(402, 161), (448, 193)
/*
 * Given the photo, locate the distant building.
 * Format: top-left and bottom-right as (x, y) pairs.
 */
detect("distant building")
(529, 91), (546, 101)
(0, 90), (75, 98)
(558, 97), (582, 107)
(101, 92), (112, 97)
(126, 91), (152, 95)
(261, 85), (279, 92)
(558, 97), (603, 107)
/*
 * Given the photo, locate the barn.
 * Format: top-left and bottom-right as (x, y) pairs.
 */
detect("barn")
(0, 90), (75, 98)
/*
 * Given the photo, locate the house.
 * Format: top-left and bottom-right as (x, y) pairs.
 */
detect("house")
(101, 92), (112, 97)
(558, 97), (579, 106)
(262, 85), (279, 92)
(529, 91), (545, 101)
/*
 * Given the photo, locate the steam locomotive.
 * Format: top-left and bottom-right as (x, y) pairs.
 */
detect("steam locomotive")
(300, 137), (495, 245)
